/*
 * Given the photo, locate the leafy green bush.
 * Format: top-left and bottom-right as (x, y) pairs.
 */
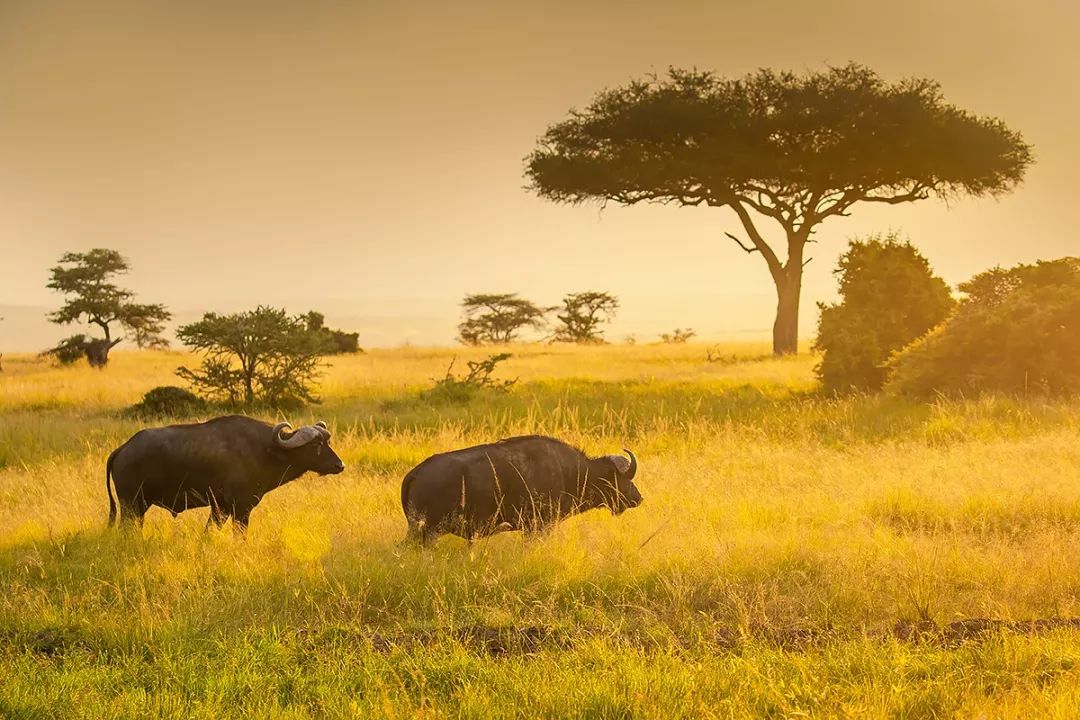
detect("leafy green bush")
(128, 386), (207, 418)
(814, 235), (954, 392)
(424, 353), (516, 404)
(887, 257), (1080, 396)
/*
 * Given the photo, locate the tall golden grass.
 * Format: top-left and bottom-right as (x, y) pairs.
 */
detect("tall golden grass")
(2, 344), (1080, 718)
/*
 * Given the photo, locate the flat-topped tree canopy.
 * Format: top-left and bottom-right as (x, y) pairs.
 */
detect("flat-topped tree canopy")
(46, 248), (171, 365)
(525, 63), (1033, 355)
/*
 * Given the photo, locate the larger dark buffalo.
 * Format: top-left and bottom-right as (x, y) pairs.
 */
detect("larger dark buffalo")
(106, 415), (345, 532)
(401, 435), (642, 545)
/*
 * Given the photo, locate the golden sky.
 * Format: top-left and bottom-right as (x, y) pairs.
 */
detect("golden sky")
(1, 0), (1076, 348)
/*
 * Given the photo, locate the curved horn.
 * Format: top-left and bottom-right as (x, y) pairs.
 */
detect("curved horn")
(272, 422), (292, 447)
(619, 449), (637, 480)
(315, 421), (327, 429)
(274, 423), (322, 449)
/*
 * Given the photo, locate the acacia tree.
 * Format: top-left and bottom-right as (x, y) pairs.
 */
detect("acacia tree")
(176, 306), (324, 406)
(457, 293), (550, 345)
(552, 291), (618, 343)
(46, 248), (171, 365)
(526, 64), (1032, 355)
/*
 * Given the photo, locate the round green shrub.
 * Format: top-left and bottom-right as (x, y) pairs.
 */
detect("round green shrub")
(814, 235), (954, 392)
(887, 257), (1080, 396)
(128, 386), (207, 418)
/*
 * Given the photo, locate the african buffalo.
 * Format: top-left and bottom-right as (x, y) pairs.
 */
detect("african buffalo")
(106, 415), (345, 532)
(401, 435), (641, 545)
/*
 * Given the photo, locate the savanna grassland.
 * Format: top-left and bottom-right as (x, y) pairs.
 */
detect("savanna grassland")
(2, 344), (1080, 719)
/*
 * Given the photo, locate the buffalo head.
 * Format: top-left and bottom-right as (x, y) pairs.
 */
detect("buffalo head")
(589, 449), (642, 514)
(271, 421), (345, 475)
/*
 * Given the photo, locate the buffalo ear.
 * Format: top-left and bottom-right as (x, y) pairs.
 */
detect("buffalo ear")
(586, 458), (617, 485)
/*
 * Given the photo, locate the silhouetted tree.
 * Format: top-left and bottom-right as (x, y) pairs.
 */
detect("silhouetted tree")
(815, 234), (954, 392)
(552, 291), (618, 343)
(457, 293), (550, 345)
(46, 248), (171, 365)
(526, 64), (1032, 355)
(176, 306), (324, 406)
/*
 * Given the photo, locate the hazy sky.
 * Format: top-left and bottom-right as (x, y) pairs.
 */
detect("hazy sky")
(1, 0), (1076, 348)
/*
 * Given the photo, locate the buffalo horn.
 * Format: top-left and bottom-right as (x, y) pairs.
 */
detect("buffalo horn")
(606, 449), (637, 479)
(274, 422), (325, 449)
(615, 449), (637, 479)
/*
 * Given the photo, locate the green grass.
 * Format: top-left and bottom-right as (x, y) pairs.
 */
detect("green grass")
(2, 344), (1080, 718)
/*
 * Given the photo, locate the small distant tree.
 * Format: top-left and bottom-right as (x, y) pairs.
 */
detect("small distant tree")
(887, 257), (1080, 396)
(176, 306), (325, 406)
(46, 248), (171, 366)
(128, 305), (172, 350)
(815, 235), (954, 392)
(304, 311), (362, 354)
(552, 291), (618, 343)
(457, 293), (550, 345)
(304, 311), (329, 338)
(659, 328), (696, 344)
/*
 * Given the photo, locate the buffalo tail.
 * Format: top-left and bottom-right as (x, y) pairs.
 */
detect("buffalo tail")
(105, 448), (119, 527)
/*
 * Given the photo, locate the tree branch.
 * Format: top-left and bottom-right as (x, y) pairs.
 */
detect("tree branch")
(817, 183), (933, 218)
(861, 186), (931, 204)
(718, 199), (784, 278)
(725, 232), (758, 254)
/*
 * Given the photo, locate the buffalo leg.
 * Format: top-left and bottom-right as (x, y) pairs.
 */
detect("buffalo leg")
(118, 499), (148, 529)
(205, 506), (227, 532)
(404, 520), (423, 545)
(403, 520), (437, 547)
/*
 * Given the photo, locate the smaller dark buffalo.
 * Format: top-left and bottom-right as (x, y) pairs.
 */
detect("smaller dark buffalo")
(106, 415), (345, 533)
(401, 435), (642, 545)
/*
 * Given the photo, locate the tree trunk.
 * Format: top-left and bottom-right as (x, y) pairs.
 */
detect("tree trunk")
(772, 273), (801, 356)
(771, 233), (805, 356)
(244, 370), (255, 405)
(85, 337), (121, 367)
(725, 201), (808, 356)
